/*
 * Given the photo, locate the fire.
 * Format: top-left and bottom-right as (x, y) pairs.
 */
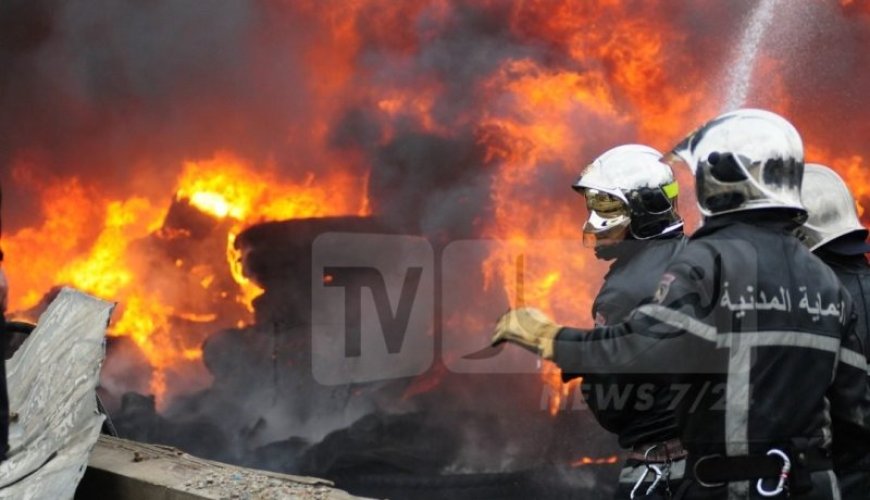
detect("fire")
(3, 0), (868, 453)
(475, 0), (714, 414)
(570, 455), (620, 467)
(177, 153), (369, 312)
(807, 148), (870, 218)
(176, 153), (367, 223)
(57, 198), (163, 300)
(840, 0), (870, 14)
(541, 361), (583, 416)
(5, 152), (367, 406)
(508, 0), (713, 144)
(3, 174), (106, 310)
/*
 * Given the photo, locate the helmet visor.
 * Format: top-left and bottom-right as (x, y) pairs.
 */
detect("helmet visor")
(585, 189), (629, 217)
(582, 189), (630, 247)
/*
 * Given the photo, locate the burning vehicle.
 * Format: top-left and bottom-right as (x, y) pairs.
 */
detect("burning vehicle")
(1, 0), (870, 498)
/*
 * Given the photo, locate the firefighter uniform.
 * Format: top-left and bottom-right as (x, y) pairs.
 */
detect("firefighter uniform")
(554, 215), (868, 499)
(586, 236), (688, 498)
(494, 110), (870, 498)
(817, 248), (870, 499)
(569, 144), (689, 498)
(796, 164), (870, 499)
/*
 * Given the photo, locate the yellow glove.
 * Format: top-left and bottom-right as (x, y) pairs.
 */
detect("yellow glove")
(490, 307), (562, 360)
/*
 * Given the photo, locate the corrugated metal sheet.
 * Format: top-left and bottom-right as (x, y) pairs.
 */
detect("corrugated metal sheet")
(0, 288), (114, 499)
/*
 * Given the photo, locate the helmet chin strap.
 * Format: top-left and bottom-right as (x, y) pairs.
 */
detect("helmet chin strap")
(594, 238), (636, 261)
(594, 230), (681, 261)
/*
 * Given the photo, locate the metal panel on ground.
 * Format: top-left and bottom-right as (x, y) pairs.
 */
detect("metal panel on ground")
(0, 288), (114, 500)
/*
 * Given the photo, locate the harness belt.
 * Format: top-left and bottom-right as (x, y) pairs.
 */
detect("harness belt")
(627, 438), (688, 462)
(620, 439), (689, 498)
(620, 459), (687, 483)
(689, 448), (831, 494)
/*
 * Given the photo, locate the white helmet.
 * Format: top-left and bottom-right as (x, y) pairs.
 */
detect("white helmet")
(573, 144), (682, 247)
(794, 164), (867, 251)
(665, 109), (806, 222)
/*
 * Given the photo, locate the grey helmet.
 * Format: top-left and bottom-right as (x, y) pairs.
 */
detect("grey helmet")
(665, 108), (806, 222)
(794, 163), (867, 250)
(573, 144), (682, 245)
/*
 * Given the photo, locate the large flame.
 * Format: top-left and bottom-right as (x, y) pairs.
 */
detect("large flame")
(5, 153), (367, 405)
(476, 1), (715, 414)
(3, 0), (868, 430)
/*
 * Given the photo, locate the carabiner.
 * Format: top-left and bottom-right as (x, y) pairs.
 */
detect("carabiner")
(756, 448), (791, 497)
(646, 465), (665, 496)
(630, 464), (663, 499)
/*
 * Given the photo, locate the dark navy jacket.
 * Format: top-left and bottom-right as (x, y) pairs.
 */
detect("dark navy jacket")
(575, 236), (686, 449)
(555, 217), (869, 464)
(817, 249), (870, 498)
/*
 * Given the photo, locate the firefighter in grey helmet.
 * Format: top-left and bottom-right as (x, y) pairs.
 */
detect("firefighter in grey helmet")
(570, 144), (688, 498)
(794, 164), (870, 500)
(493, 109), (870, 499)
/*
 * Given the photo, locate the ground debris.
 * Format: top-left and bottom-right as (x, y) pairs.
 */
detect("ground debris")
(181, 467), (352, 500)
(82, 435), (370, 500)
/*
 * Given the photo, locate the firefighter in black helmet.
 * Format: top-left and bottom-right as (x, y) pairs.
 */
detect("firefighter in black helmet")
(493, 109), (870, 499)
(570, 144), (687, 498)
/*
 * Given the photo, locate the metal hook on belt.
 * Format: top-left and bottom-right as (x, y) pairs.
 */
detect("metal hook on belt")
(630, 464), (664, 499)
(628, 444), (675, 499)
(646, 444), (673, 493)
(756, 448), (791, 497)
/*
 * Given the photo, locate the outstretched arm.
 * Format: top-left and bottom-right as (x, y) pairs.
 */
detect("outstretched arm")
(492, 255), (718, 376)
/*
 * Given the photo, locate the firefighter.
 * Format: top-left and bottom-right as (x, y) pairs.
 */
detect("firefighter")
(493, 109), (869, 499)
(571, 144), (688, 498)
(794, 164), (870, 499)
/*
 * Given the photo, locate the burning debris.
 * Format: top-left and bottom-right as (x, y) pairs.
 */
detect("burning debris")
(97, 214), (621, 497)
(1, 0), (870, 498)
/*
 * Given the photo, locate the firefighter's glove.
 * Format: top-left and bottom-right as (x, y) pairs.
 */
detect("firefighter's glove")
(491, 307), (562, 360)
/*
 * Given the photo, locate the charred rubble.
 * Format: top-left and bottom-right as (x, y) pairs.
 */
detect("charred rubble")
(102, 215), (620, 499)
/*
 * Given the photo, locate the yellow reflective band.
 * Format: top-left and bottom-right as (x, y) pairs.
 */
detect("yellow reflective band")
(662, 181), (679, 199)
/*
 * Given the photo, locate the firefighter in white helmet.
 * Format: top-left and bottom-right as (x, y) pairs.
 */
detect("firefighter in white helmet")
(795, 164), (870, 500)
(569, 144), (687, 498)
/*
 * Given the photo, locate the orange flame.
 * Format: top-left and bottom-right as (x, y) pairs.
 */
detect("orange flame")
(5, 152), (368, 406)
(475, 0), (713, 411)
(570, 455), (620, 467)
(5, 0), (867, 427)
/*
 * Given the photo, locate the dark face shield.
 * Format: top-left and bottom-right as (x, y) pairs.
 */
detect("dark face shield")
(626, 182), (680, 239)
